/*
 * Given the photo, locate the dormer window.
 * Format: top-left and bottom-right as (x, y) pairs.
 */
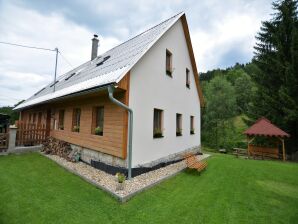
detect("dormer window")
(186, 68), (190, 88)
(50, 80), (59, 87)
(65, 73), (76, 81)
(166, 49), (172, 76)
(96, 55), (111, 67)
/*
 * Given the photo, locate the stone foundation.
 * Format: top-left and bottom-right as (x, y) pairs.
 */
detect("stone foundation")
(70, 144), (127, 167)
(136, 145), (201, 168)
(71, 143), (201, 169)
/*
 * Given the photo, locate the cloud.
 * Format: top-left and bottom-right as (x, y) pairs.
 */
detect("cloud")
(0, 0), (273, 106)
(0, 2), (119, 106)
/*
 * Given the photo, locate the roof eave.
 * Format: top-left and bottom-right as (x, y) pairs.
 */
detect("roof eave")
(13, 82), (116, 111)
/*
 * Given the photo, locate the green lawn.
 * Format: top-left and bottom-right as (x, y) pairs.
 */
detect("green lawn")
(1, 153), (298, 224)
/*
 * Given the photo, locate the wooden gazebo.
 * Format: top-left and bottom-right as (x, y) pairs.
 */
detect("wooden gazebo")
(244, 117), (290, 161)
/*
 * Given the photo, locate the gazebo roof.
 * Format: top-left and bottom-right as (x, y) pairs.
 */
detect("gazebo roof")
(244, 117), (290, 138)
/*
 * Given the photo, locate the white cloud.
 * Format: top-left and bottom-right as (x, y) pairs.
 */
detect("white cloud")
(190, 0), (272, 71)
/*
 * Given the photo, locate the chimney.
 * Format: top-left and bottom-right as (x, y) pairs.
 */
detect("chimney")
(91, 34), (99, 60)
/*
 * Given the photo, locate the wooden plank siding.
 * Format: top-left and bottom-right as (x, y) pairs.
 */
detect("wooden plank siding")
(19, 77), (130, 159)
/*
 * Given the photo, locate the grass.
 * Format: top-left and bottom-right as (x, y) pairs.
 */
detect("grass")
(1, 153), (298, 224)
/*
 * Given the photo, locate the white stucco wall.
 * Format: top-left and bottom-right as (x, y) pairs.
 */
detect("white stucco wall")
(129, 19), (201, 167)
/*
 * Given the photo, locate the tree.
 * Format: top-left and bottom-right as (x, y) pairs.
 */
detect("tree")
(234, 73), (256, 113)
(0, 100), (23, 124)
(202, 76), (237, 149)
(250, 0), (298, 153)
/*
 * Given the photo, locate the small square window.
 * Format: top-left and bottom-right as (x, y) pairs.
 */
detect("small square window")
(190, 116), (195, 135)
(72, 108), (81, 132)
(153, 109), (164, 138)
(186, 68), (190, 88)
(166, 49), (172, 76)
(176, 113), (182, 136)
(92, 106), (104, 136)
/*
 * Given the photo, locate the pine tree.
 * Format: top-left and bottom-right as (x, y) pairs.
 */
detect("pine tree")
(250, 0), (298, 153)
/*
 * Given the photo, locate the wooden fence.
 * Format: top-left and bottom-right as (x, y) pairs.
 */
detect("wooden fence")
(16, 121), (47, 146)
(0, 133), (9, 149)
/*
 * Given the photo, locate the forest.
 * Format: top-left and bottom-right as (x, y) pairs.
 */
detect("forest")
(200, 0), (298, 155)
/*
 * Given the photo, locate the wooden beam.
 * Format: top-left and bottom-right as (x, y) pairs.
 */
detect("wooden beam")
(120, 72), (130, 159)
(180, 14), (205, 107)
(280, 138), (286, 161)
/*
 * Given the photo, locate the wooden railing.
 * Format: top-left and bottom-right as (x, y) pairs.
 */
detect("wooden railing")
(16, 121), (47, 146)
(0, 133), (9, 149)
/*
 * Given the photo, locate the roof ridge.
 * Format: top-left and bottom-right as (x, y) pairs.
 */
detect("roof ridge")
(97, 11), (184, 58)
(15, 12), (185, 110)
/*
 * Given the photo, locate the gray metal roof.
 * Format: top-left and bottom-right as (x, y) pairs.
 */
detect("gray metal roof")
(15, 12), (184, 110)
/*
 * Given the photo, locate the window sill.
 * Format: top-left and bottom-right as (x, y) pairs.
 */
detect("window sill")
(166, 70), (173, 77)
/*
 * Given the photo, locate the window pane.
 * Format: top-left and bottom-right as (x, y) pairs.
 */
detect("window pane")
(94, 107), (104, 136)
(186, 68), (190, 88)
(166, 49), (172, 76)
(73, 108), (81, 132)
(190, 116), (195, 134)
(59, 110), (64, 130)
(176, 113), (182, 136)
(153, 109), (163, 138)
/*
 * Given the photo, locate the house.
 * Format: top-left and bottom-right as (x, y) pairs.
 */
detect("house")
(14, 12), (204, 172)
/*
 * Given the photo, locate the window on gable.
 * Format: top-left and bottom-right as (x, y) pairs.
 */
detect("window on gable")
(72, 108), (81, 132)
(153, 108), (164, 138)
(92, 106), (104, 136)
(190, 116), (195, 135)
(176, 113), (182, 136)
(166, 49), (172, 76)
(58, 110), (65, 130)
(186, 68), (190, 88)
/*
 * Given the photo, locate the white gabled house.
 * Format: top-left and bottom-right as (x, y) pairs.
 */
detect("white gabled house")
(15, 12), (204, 175)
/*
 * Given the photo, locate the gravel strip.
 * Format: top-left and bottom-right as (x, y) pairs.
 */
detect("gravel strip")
(43, 153), (210, 200)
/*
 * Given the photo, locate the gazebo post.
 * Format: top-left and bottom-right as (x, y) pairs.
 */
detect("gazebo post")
(246, 136), (250, 158)
(281, 138), (286, 161)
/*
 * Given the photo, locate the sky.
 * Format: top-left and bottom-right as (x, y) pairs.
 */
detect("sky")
(0, 0), (273, 106)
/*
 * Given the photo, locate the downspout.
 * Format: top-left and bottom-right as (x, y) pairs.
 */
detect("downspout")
(107, 85), (133, 179)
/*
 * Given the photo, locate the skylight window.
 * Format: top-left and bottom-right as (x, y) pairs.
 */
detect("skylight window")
(50, 80), (59, 87)
(96, 55), (111, 67)
(65, 72), (76, 81)
(34, 87), (45, 96)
